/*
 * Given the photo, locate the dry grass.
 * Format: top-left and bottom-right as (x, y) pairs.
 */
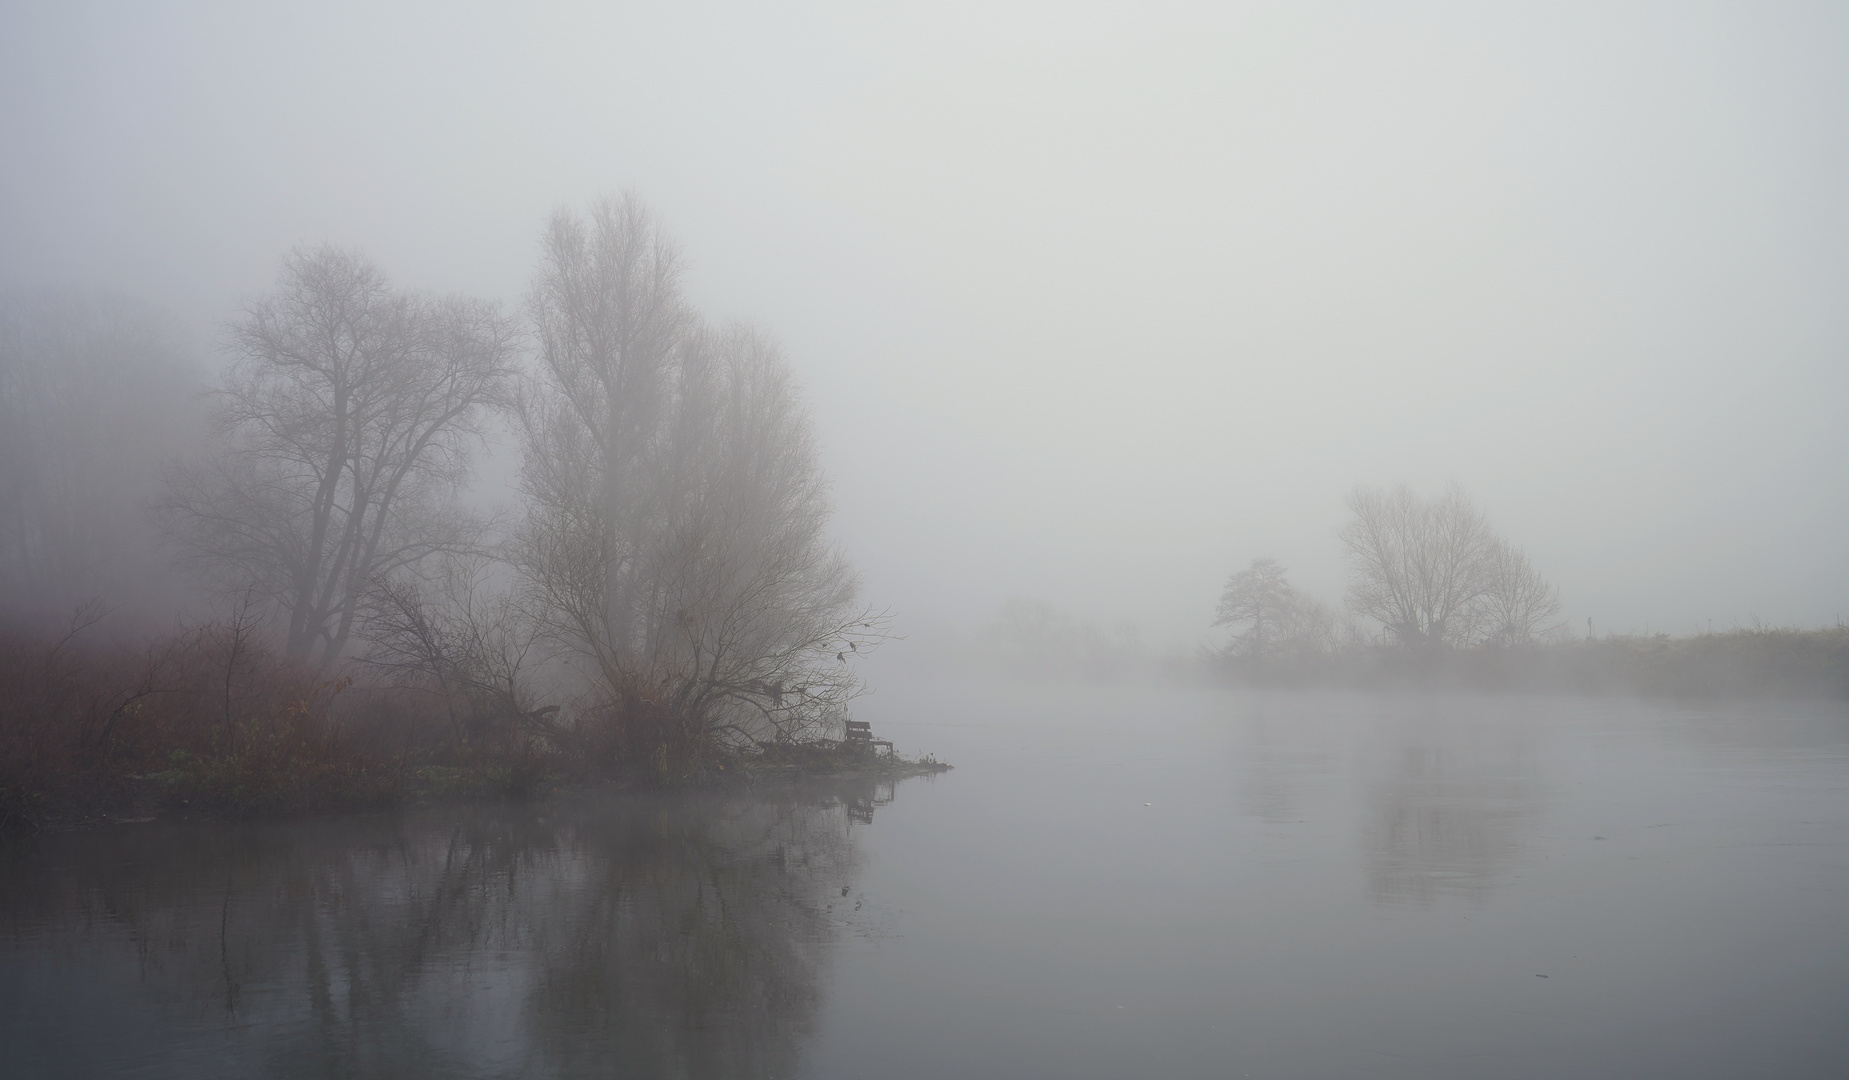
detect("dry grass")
(1222, 625), (1849, 698)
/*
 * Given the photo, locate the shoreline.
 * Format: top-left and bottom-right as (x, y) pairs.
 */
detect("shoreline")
(6, 745), (954, 834)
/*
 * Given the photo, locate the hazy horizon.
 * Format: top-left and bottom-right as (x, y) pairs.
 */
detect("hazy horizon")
(5, 1), (1846, 650)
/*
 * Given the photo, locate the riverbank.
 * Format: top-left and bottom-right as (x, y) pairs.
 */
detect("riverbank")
(0, 623), (949, 833)
(399, 743), (952, 806)
(10, 743), (952, 833)
(1216, 625), (1849, 698)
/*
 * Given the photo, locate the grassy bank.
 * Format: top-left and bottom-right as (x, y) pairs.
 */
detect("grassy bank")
(1225, 625), (1849, 698)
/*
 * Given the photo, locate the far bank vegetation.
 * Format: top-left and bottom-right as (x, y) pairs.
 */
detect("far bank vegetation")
(1212, 483), (1848, 698)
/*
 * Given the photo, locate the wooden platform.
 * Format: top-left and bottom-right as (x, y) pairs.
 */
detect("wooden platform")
(844, 720), (894, 753)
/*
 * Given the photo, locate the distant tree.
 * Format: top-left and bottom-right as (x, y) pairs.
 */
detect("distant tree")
(1214, 557), (1301, 661)
(0, 289), (200, 621)
(1339, 483), (1564, 652)
(981, 597), (1081, 671)
(979, 597), (1144, 676)
(165, 247), (518, 675)
(1480, 540), (1562, 645)
(1283, 593), (1342, 655)
(1340, 482), (1500, 651)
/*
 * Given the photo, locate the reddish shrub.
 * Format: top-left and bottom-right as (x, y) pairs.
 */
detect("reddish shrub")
(0, 619), (403, 829)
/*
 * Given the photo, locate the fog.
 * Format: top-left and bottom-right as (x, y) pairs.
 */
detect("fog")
(4, 1), (1847, 648)
(6, 11), (1849, 1071)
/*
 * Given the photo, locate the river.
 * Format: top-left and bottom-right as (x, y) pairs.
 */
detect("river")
(4, 679), (1846, 1078)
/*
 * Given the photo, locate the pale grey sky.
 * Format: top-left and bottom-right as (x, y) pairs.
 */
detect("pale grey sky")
(4, 1), (1845, 645)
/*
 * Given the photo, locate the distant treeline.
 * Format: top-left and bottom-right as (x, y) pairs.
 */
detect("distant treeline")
(957, 597), (1847, 699)
(1208, 483), (1846, 699)
(957, 482), (1845, 699)
(1221, 626), (1849, 699)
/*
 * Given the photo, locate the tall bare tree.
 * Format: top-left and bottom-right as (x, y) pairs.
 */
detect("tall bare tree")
(518, 196), (875, 770)
(166, 248), (517, 674)
(522, 195), (689, 674)
(1340, 482), (1500, 651)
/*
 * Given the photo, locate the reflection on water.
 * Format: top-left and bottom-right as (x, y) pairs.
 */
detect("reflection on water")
(1227, 694), (1543, 902)
(7, 690), (1849, 1080)
(846, 777), (898, 824)
(0, 779), (892, 1080)
(1361, 706), (1543, 906)
(1228, 705), (1341, 828)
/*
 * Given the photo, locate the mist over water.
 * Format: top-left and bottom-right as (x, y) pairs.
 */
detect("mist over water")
(4, 4), (1848, 1077)
(831, 681), (1849, 1078)
(6, 685), (1847, 1078)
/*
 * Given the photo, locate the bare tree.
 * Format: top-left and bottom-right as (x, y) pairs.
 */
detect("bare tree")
(1340, 482), (1500, 651)
(1214, 557), (1299, 661)
(166, 248), (518, 675)
(359, 554), (539, 749)
(214, 588), (263, 753)
(1480, 540), (1563, 645)
(0, 289), (200, 621)
(1282, 594), (1341, 656)
(1214, 557), (1340, 663)
(517, 196), (876, 771)
(521, 195), (690, 679)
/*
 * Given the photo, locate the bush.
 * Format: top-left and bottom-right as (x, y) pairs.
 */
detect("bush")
(0, 619), (405, 829)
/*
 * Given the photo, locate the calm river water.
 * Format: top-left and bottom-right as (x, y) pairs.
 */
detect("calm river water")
(4, 680), (1847, 1078)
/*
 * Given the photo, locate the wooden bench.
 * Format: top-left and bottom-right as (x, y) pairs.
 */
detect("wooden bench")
(843, 720), (893, 754)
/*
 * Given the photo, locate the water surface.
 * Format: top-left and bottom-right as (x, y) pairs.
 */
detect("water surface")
(4, 682), (1846, 1078)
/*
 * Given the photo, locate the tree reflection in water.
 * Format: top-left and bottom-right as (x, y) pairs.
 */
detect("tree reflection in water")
(1360, 705), (1545, 907)
(0, 780), (891, 1079)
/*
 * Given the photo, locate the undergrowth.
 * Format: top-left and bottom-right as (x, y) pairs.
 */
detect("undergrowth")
(0, 620), (934, 832)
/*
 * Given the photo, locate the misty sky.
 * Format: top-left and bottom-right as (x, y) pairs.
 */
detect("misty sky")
(3, 1), (1845, 647)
